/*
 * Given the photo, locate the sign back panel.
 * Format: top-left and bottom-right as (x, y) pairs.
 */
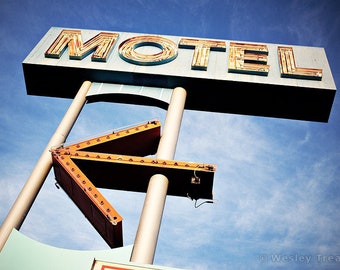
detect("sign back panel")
(22, 27), (336, 122)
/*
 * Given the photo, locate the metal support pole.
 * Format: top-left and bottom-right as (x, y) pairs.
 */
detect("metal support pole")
(0, 81), (92, 251)
(130, 87), (187, 264)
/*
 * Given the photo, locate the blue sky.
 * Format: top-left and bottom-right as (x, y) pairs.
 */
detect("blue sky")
(1, 0), (340, 269)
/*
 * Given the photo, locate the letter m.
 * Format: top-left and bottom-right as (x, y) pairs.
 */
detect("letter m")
(45, 29), (119, 62)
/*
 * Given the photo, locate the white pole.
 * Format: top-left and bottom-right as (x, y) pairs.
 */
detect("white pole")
(0, 81), (92, 251)
(130, 87), (187, 264)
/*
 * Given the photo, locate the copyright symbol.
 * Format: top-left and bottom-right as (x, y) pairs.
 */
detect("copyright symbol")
(259, 254), (267, 262)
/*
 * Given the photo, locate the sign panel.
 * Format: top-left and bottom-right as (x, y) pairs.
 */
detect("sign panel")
(23, 27), (336, 122)
(91, 259), (181, 270)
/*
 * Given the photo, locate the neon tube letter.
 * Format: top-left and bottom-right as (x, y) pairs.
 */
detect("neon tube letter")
(118, 35), (178, 66)
(228, 42), (269, 76)
(278, 46), (322, 80)
(45, 29), (119, 62)
(179, 38), (226, 70)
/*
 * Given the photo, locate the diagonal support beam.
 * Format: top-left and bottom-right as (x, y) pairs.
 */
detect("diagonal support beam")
(0, 81), (92, 252)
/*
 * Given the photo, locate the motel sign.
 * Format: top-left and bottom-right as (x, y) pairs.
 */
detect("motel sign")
(45, 29), (322, 80)
(23, 27), (335, 122)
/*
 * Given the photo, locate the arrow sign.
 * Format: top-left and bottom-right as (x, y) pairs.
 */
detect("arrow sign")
(51, 120), (216, 248)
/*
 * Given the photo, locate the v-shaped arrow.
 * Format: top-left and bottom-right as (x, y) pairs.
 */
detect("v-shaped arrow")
(51, 120), (216, 248)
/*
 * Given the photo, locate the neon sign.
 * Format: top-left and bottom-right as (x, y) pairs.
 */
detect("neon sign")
(45, 29), (322, 80)
(23, 27), (336, 122)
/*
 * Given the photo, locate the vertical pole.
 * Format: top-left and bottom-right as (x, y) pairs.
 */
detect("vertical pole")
(0, 81), (92, 251)
(130, 87), (187, 264)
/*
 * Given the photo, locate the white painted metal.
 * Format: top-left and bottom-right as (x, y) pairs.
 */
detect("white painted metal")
(86, 82), (173, 108)
(0, 81), (92, 251)
(130, 87), (187, 264)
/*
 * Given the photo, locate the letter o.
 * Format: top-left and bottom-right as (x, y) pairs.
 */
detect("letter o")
(118, 35), (178, 65)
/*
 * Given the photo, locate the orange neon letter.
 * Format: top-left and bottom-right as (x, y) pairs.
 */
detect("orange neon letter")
(228, 42), (269, 76)
(45, 29), (119, 62)
(118, 35), (178, 66)
(278, 46), (322, 80)
(179, 38), (226, 70)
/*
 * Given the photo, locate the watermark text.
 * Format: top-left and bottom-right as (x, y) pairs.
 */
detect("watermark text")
(258, 254), (340, 264)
